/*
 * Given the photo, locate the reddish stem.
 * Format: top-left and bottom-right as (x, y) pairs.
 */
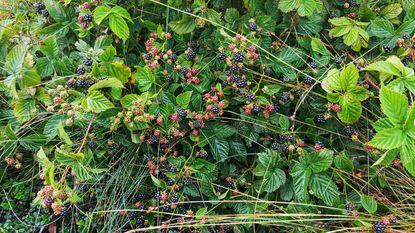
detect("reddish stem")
(365, 73), (380, 91)
(77, 113), (96, 153)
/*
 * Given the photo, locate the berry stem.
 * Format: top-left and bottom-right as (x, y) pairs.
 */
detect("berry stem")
(77, 112), (96, 153)
(364, 73), (380, 91)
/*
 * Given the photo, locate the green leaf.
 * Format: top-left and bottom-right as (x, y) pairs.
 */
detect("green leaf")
(120, 94), (141, 108)
(86, 91), (114, 113)
(100, 45), (117, 62)
(72, 162), (92, 181)
(309, 174), (340, 206)
(380, 4), (402, 19)
(169, 16), (196, 34)
(57, 122), (73, 146)
(372, 118), (394, 132)
(309, 149), (333, 173)
(4, 44), (28, 76)
(369, 127), (406, 150)
(263, 169), (286, 193)
(334, 153), (354, 172)
(210, 138), (229, 162)
(13, 99), (36, 124)
(19, 135), (47, 151)
(109, 14), (130, 41)
(224, 8), (239, 24)
(291, 162), (310, 202)
(322, 69), (341, 93)
(372, 149), (399, 166)
(278, 0), (323, 17)
(110, 6), (132, 22)
(40, 36), (59, 58)
(134, 66), (155, 92)
(338, 98), (362, 124)
(379, 86), (408, 125)
(109, 62), (131, 84)
(88, 78), (124, 92)
(369, 19), (395, 38)
(400, 139), (415, 176)
(279, 115), (290, 130)
(94, 6), (111, 25)
(339, 64), (359, 91)
(361, 195), (378, 213)
(176, 91), (193, 109)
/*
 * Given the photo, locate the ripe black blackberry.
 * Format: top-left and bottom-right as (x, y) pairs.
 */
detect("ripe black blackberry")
(76, 66), (86, 75)
(234, 52), (245, 62)
(149, 135), (159, 145)
(218, 52), (227, 60)
(222, 80), (228, 87)
(136, 216), (145, 226)
(66, 78), (76, 88)
(183, 178), (191, 185)
(84, 14), (93, 23)
(41, 9), (49, 17)
(187, 50), (197, 59)
(282, 76), (291, 83)
(309, 61), (318, 69)
(199, 150), (207, 158)
(278, 134), (287, 142)
(211, 106), (220, 113)
(280, 93), (290, 102)
(389, 216), (397, 224)
(128, 211), (138, 219)
(137, 192), (146, 200)
(84, 57), (94, 66)
(252, 105), (261, 114)
(194, 121), (203, 129)
(286, 134), (294, 142)
(88, 141), (98, 152)
(345, 202), (355, 212)
(230, 63), (238, 73)
(373, 221), (386, 233)
(226, 181), (235, 189)
(76, 79), (87, 88)
(343, 127), (354, 136)
(43, 196), (53, 206)
(167, 165), (177, 172)
(154, 191), (161, 200)
(264, 67), (272, 75)
(245, 93), (256, 102)
(248, 21), (257, 31)
(162, 204), (170, 212)
(167, 178), (174, 186)
(223, 224), (231, 232)
(271, 142), (279, 150)
(383, 45), (392, 53)
(281, 144), (289, 154)
(165, 75), (173, 82)
(60, 207), (69, 217)
(403, 33), (411, 40)
(180, 66), (189, 74)
(86, 80), (96, 88)
(170, 53), (177, 62)
(34, 2), (45, 13)
(349, 0), (357, 7)
(334, 56), (343, 65)
(316, 115), (326, 124)
(144, 53), (152, 60)
(171, 195), (179, 203)
(177, 108), (187, 118)
(189, 40), (198, 49)
(236, 79), (247, 88)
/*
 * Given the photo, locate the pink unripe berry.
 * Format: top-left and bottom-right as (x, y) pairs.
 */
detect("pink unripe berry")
(154, 130), (160, 137)
(83, 2), (90, 9)
(192, 77), (200, 84)
(171, 113), (179, 122)
(192, 130), (199, 136)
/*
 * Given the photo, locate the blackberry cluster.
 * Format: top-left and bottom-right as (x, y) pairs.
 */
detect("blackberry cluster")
(187, 50), (197, 59)
(189, 40), (198, 49)
(309, 61), (318, 69)
(76, 66), (86, 75)
(252, 105), (261, 114)
(372, 221), (386, 233)
(280, 93), (290, 102)
(218, 52), (227, 60)
(343, 127), (354, 136)
(60, 207), (69, 217)
(316, 115), (326, 124)
(282, 76), (291, 83)
(248, 22), (257, 31)
(35, 2), (49, 17)
(403, 33), (411, 40)
(167, 165), (177, 172)
(83, 57), (93, 66)
(236, 79), (247, 88)
(144, 53), (152, 60)
(211, 106), (220, 114)
(271, 142), (279, 150)
(383, 45), (392, 53)
(245, 93), (256, 102)
(234, 52), (245, 62)
(177, 108), (187, 118)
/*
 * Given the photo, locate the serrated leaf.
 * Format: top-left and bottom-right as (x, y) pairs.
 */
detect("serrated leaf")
(400, 139), (415, 176)
(278, 0), (323, 17)
(94, 6), (111, 25)
(361, 195), (377, 213)
(109, 14), (130, 41)
(86, 91), (114, 113)
(338, 98), (362, 124)
(176, 91), (192, 109)
(13, 99), (36, 124)
(309, 149), (333, 173)
(379, 86), (408, 125)
(291, 162), (310, 202)
(309, 174), (340, 206)
(57, 122), (73, 145)
(210, 138), (229, 162)
(369, 127), (406, 150)
(334, 153), (354, 172)
(263, 169), (286, 193)
(169, 16), (196, 34)
(109, 62), (131, 84)
(72, 162), (92, 181)
(369, 19), (395, 38)
(134, 66), (155, 92)
(380, 4), (402, 19)
(88, 78), (124, 92)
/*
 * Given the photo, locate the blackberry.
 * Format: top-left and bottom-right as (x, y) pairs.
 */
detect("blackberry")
(154, 191), (161, 200)
(171, 195), (179, 203)
(180, 67), (189, 74)
(170, 54), (177, 62)
(281, 144), (289, 154)
(383, 45), (392, 53)
(334, 57), (343, 65)
(345, 202), (355, 212)
(189, 40), (198, 49)
(66, 78), (76, 88)
(403, 33), (411, 40)
(271, 142), (279, 150)
(43, 196), (53, 207)
(166, 75), (173, 82)
(60, 207), (69, 217)
(84, 57), (93, 66)
(88, 141), (98, 152)
(278, 134), (287, 142)
(149, 135), (159, 144)
(223, 224), (231, 232)
(76, 79), (87, 88)
(236, 79), (247, 88)
(252, 105), (261, 114)
(304, 76), (314, 85)
(137, 192), (147, 200)
(75, 183), (87, 192)
(86, 80), (96, 88)
(226, 181), (235, 189)
(199, 150), (207, 158)
(389, 216), (397, 224)
(245, 93), (256, 102)
(329, 12), (337, 19)
(218, 52), (227, 60)
(264, 67), (273, 75)
(280, 93), (290, 102)
(84, 14), (93, 23)
(34, 2), (45, 13)
(248, 21), (257, 31)
(349, 0), (357, 7)
(315, 141), (324, 148)
(343, 127), (354, 136)
(41, 9), (49, 17)
(282, 76), (291, 83)
(309, 61), (318, 69)
(373, 221), (386, 233)
(316, 115), (326, 124)
(187, 50), (197, 59)
(167, 178), (174, 186)
(76, 67), (86, 75)
(136, 216), (145, 226)
(162, 204), (170, 212)
(230, 63), (238, 73)
(177, 108), (187, 118)
(128, 211), (138, 219)
(167, 165), (177, 172)
(234, 52), (245, 62)
(220, 14), (225, 21)
(183, 178), (191, 185)
(144, 53), (152, 60)
(211, 106), (220, 113)
(222, 80), (228, 87)
(286, 134), (294, 142)
(194, 121), (203, 129)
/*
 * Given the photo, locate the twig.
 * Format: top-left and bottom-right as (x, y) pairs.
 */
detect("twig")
(77, 113), (96, 154)
(364, 72), (380, 91)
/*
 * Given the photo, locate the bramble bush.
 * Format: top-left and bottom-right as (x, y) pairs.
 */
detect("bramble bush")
(1, 0), (415, 232)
